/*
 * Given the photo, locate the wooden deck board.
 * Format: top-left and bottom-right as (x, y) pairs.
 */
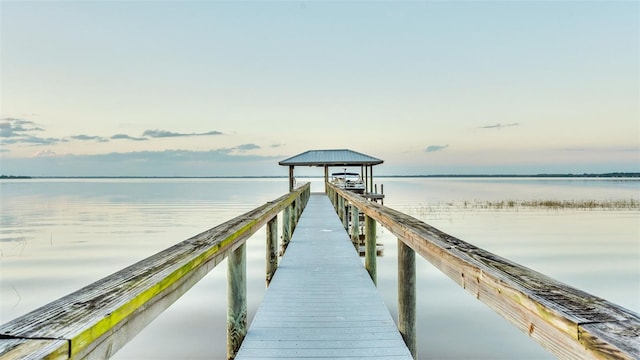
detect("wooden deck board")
(236, 194), (412, 359)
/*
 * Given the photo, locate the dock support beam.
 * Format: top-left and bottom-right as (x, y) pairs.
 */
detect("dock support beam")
(324, 165), (329, 193)
(282, 205), (292, 252)
(266, 217), (278, 286)
(350, 205), (359, 248)
(365, 215), (377, 285)
(227, 243), (247, 360)
(288, 166), (294, 192)
(398, 240), (417, 358)
(341, 199), (348, 230)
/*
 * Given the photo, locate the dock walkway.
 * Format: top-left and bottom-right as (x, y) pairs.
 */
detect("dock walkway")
(236, 193), (412, 359)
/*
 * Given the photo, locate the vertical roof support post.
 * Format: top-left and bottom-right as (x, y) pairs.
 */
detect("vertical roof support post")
(364, 166), (369, 194)
(324, 165), (329, 193)
(288, 166), (294, 192)
(369, 165), (374, 195)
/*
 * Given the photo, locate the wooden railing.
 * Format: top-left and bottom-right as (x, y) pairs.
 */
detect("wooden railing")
(328, 183), (640, 360)
(0, 183), (310, 360)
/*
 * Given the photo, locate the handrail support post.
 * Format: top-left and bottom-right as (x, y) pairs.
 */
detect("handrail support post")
(365, 215), (377, 285)
(266, 216), (278, 286)
(398, 239), (417, 358)
(350, 204), (360, 248)
(227, 243), (247, 360)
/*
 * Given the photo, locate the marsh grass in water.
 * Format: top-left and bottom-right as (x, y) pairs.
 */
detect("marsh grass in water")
(469, 198), (640, 210)
(409, 198), (639, 217)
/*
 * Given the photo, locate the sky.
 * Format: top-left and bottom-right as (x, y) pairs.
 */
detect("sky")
(1, 1), (638, 177)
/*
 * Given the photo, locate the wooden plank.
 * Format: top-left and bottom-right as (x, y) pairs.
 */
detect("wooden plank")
(0, 338), (68, 360)
(0, 184), (310, 359)
(333, 183), (640, 360)
(579, 321), (640, 359)
(236, 194), (411, 359)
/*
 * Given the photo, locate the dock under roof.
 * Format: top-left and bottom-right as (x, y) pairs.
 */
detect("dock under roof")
(279, 149), (383, 167)
(279, 149), (383, 192)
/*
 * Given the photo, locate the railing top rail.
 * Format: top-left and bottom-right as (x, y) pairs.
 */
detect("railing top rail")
(0, 183), (310, 360)
(329, 183), (640, 360)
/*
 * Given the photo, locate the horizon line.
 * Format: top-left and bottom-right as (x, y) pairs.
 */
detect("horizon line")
(2, 172), (639, 180)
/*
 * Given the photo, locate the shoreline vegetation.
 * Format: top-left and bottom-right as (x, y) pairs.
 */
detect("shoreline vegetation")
(1, 172), (639, 179)
(464, 198), (639, 210)
(413, 198), (640, 212)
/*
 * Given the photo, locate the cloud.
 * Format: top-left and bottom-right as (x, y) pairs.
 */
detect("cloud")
(478, 123), (520, 129)
(20, 136), (65, 146)
(71, 134), (109, 142)
(425, 144), (449, 153)
(271, 143), (284, 148)
(34, 149), (57, 157)
(235, 143), (260, 152)
(0, 118), (45, 138)
(0, 118), (64, 146)
(142, 129), (223, 138)
(111, 134), (148, 141)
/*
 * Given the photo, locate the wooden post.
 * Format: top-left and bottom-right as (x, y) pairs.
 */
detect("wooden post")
(398, 239), (417, 358)
(288, 165), (294, 192)
(227, 243), (246, 360)
(365, 215), (377, 285)
(282, 205), (291, 252)
(290, 200), (298, 234)
(369, 165), (374, 195)
(338, 196), (346, 229)
(266, 216), (278, 286)
(342, 202), (349, 230)
(364, 165), (369, 193)
(350, 204), (359, 248)
(324, 165), (329, 193)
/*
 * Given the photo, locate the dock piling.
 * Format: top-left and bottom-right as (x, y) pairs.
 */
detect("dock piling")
(266, 216), (278, 286)
(398, 239), (417, 358)
(282, 205), (292, 252)
(365, 215), (377, 285)
(227, 243), (247, 360)
(350, 204), (360, 247)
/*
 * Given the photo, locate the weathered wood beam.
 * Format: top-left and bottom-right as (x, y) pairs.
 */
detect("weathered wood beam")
(350, 204), (360, 247)
(227, 243), (246, 360)
(365, 214), (377, 285)
(398, 239), (417, 358)
(266, 216), (278, 286)
(288, 165), (294, 192)
(282, 205), (291, 252)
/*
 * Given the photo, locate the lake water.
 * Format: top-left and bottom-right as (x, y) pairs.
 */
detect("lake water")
(1, 177), (638, 359)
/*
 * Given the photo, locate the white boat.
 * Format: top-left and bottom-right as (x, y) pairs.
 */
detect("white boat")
(331, 171), (365, 193)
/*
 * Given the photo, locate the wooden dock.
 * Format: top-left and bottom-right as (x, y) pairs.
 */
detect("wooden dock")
(235, 194), (412, 359)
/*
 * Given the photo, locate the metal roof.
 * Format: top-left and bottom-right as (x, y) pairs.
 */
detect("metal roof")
(279, 149), (383, 166)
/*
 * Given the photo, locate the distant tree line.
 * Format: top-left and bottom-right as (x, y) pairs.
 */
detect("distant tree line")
(0, 175), (32, 179)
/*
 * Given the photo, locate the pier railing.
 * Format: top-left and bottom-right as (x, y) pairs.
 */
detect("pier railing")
(0, 183), (310, 360)
(328, 183), (640, 360)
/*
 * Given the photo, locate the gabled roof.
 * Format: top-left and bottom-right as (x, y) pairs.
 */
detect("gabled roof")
(279, 149), (383, 167)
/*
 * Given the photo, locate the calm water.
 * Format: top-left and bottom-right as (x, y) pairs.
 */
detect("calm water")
(1, 177), (638, 359)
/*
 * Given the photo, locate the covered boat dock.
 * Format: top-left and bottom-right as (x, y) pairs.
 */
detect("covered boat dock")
(278, 149), (384, 199)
